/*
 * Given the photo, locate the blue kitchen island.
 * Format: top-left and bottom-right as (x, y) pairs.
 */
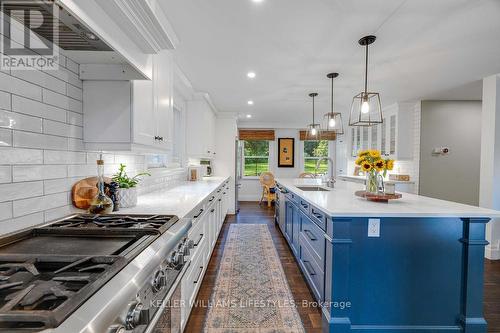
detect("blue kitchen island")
(275, 178), (500, 333)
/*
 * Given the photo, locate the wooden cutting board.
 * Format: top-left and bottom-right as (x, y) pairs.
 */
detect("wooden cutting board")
(72, 177), (112, 210)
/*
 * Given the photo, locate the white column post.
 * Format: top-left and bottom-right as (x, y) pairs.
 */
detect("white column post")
(480, 74), (500, 260)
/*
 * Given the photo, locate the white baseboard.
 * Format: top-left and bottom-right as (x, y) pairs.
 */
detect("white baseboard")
(485, 244), (500, 260)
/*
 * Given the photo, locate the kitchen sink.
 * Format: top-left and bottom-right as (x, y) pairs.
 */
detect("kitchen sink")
(296, 186), (331, 192)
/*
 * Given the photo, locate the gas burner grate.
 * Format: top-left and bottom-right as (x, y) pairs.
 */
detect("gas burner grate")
(47, 214), (179, 235)
(0, 255), (127, 330)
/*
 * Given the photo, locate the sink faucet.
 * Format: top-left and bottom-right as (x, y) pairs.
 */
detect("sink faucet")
(315, 157), (336, 188)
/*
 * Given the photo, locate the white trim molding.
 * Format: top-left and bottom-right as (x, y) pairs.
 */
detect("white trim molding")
(97, 0), (179, 53)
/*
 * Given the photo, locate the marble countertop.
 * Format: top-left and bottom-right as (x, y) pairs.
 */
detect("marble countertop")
(338, 174), (415, 184)
(116, 176), (228, 218)
(276, 178), (500, 218)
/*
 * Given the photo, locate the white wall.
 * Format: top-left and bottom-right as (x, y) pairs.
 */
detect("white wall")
(419, 100), (482, 206)
(480, 75), (500, 260)
(238, 128), (335, 201)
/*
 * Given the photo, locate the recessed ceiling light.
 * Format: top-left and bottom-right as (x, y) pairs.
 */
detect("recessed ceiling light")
(252, 0), (264, 3)
(247, 100), (254, 105)
(247, 71), (256, 79)
(246, 114), (252, 118)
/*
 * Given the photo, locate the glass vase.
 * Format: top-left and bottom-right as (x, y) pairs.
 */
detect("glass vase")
(366, 172), (379, 194)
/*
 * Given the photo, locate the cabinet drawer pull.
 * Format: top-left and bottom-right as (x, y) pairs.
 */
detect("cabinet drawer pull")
(209, 196), (215, 202)
(303, 260), (316, 276)
(193, 266), (204, 284)
(301, 202), (308, 208)
(194, 234), (204, 246)
(210, 208), (215, 213)
(194, 209), (204, 219)
(303, 229), (317, 241)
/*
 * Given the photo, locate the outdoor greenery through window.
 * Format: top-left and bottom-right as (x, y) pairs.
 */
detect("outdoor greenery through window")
(304, 140), (328, 174)
(243, 140), (269, 177)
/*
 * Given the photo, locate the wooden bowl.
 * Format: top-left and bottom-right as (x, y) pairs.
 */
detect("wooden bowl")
(355, 190), (402, 203)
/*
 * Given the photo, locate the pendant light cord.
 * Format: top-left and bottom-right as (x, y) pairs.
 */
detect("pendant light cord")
(364, 43), (369, 95)
(312, 94), (315, 123)
(331, 76), (334, 113)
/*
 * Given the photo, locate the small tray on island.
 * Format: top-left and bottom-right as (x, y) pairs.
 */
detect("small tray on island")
(355, 190), (402, 203)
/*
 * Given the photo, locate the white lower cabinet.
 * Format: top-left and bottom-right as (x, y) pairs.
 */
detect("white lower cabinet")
(180, 179), (230, 331)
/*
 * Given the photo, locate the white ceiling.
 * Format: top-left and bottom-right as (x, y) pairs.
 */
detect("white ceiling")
(160, 0), (500, 126)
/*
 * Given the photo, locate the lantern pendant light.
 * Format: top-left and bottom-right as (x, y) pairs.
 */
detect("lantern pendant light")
(323, 72), (344, 134)
(307, 93), (321, 140)
(349, 35), (383, 127)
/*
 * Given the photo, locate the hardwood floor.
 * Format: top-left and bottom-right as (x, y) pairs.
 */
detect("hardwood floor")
(184, 201), (500, 333)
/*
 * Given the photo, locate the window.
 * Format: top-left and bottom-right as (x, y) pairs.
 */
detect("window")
(243, 140), (270, 177)
(304, 140), (328, 174)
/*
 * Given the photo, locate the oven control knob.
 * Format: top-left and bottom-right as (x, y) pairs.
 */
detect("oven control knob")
(125, 302), (149, 329)
(186, 239), (194, 249)
(182, 244), (190, 256)
(107, 325), (126, 333)
(152, 269), (166, 292)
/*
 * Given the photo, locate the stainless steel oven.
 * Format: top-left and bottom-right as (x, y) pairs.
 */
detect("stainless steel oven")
(147, 261), (191, 333)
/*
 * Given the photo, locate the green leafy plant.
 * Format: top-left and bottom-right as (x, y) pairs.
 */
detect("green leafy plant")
(112, 164), (150, 189)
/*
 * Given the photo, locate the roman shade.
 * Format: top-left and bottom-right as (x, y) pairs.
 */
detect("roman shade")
(299, 130), (337, 141)
(238, 129), (275, 141)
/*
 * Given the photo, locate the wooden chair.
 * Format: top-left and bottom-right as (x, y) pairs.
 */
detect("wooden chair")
(298, 172), (315, 179)
(259, 172), (276, 207)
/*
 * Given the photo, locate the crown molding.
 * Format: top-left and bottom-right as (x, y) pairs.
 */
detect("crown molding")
(97, 0), (179, 53)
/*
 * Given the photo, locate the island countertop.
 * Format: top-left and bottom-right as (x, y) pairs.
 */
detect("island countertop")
(276, 178), (500, 218)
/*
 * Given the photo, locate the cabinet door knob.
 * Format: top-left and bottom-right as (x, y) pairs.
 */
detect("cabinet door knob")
(154, 136), (159, 140)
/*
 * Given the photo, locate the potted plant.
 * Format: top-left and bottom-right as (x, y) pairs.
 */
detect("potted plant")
(355, 150), (394, 194)
(112, 164), (150, 208)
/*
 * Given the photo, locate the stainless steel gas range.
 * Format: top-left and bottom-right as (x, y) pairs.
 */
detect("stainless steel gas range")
(0, 214), (193, 333)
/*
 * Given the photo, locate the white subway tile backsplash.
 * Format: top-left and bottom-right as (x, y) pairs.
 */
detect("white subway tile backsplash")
(68, 138), (84, 151)
(0, 202), (12, 221)
(0, 91), (10, 110)
(0, 148), (43, 164)
(67, 164), (96, 178)
(42, 89), (71, 109)
(0, 166), (12, 184)
(87, 152), (114, 164)
(66, 84), (83, 101)
(0, 181), (43, 202)
(43, 120), (83, 139)
(65, 58), (79, 75)
(44, 150), (86, 164)
(68, 98), (83, 114)
(13, 165), (67, 182)
(14, 131), (68, 150)
(0, 109), (42, 132)
(43, 178), (72, 195)
(12, 95), (66, 122)
(67, 111), (83, 126)
(44, 205), (76, 222)
(0, 128), (12, 147)
(0, 212), (44, 235)
(0, 72), (42, 101)
(12, 69), (66, 95)
(13, 192), (67, 217)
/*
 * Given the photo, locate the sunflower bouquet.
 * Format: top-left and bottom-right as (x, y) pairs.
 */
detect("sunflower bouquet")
(355, 150), (394, 194)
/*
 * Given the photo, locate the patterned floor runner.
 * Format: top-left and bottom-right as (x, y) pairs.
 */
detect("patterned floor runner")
(204, 224), (305, 332)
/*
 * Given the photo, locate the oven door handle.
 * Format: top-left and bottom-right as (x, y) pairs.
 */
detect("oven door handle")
(144, 260), (191, 333)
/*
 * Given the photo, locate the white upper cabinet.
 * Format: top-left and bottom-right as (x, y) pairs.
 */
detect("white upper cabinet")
(186, 96), (217, 158)
(83, 51), (174, 152)
(349, 102), (414, 160)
